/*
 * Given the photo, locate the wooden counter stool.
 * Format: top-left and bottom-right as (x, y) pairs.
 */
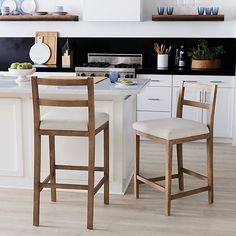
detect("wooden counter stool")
(31, 76), (109, 229)
(133, 81), (217, 215)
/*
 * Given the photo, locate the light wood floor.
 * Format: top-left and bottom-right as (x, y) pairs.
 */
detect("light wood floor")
(0, 142), (236, 236)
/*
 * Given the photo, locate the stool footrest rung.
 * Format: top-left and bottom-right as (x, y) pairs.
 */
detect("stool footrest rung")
(94, 176), (106, 195)
(55, 165), (104, 172)
(139, 174), (179, 184)
(182, 168), (208, 181)
(171, 186), (210, 200)
(41, 183), (88, 190)
(137, 175), (165, 192)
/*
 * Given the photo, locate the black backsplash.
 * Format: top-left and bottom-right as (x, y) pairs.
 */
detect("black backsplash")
(0, 37), (235, 74)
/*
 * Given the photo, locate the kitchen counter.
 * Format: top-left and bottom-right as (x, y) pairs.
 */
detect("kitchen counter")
(0, 76), (149, 194)
(136, 67), (235, 76)
(0, 76), (149, 99)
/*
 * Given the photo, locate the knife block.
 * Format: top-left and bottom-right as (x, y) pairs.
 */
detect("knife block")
(62, 50), (73, 67)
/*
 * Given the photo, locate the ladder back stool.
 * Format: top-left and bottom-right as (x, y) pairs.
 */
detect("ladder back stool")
(31, 76), (109, 229)
(133, 81), (217, 215)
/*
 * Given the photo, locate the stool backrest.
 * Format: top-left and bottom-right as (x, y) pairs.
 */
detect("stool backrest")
(176, 81), (217, 132)
(31, 76), (95, 134)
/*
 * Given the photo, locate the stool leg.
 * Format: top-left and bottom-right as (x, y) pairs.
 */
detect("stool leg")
(134, 134), (140, 199)
(177, 144), (184, 191)
(104, 124), (109, 205)
(165, 142), (173, 216)
(207, 137), (214, 204)
(49, 136), (56, 202)
(87, 135), (95, 230)
(33, 134), (41, 226)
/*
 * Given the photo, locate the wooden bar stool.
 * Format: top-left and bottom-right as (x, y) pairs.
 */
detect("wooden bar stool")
(133, 81), (217, 215)
(31, 76), (109, 229)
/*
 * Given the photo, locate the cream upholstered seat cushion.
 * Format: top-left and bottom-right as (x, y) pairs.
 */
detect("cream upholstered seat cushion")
(133, 118), (209, 140)
(40, 110), (109, 131)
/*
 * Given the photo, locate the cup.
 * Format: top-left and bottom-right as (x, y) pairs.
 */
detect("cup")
(212, 7), (219, 15)
(198, 7), (205, 15)
(205, 7), (213, 15)
(157, 7), (165, 15)
(166, 7), (174, 15)
(109, 71), (119, 83)
(54, 6), (64, 12)
(157, 54), (169, 68)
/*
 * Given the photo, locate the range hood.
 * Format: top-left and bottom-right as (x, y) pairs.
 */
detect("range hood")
(83, 0), (143, 21)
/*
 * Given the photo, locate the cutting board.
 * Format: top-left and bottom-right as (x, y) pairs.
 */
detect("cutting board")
(48, 76), (107, 84)
(35, 32), (58, 65)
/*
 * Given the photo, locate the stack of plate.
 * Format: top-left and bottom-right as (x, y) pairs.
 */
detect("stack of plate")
(1, 6), (10, 15)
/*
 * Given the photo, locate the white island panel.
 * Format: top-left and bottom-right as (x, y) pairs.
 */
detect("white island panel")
(0, 76), (149, 194)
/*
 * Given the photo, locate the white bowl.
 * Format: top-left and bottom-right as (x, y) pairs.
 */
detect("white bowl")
(8, 68), (36, 83)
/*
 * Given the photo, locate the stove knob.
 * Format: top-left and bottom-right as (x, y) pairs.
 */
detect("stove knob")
(125, 74), (130, 78)
(81, 73), (86, 76)
(130, 74), (134, 78)
(90, 73), (95, 77)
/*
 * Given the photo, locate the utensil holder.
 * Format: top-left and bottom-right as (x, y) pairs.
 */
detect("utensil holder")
(157, 54), (169, 68)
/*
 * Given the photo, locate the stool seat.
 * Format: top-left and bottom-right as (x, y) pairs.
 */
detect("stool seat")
(133, 118), (209, 140)
(40, 110), (109, 131)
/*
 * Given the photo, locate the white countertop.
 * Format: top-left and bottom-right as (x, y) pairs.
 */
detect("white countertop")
(0, 76), (150, 100)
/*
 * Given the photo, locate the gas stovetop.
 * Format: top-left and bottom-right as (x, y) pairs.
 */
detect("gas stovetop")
(75, 53), (142, 78)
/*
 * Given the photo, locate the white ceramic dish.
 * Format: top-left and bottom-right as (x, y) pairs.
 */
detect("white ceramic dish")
(18, 0), (37, 14)
(8, 68), (36, 83)
(0, 0), (17, 12)
(29, 36), (51, 65)
(52, 11), (68, 15)
(115, 80), (138, 86)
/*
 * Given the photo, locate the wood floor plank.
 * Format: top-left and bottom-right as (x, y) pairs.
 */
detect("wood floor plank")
(0, 142), (236, 235)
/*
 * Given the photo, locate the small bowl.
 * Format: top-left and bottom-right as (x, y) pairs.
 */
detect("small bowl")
(8, 68), (36, 83)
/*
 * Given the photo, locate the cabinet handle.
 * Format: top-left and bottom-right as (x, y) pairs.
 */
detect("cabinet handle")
(185, 80), (198, 83)
(210, 80), (222, 83)
(148, 98), (161, 101)
(151, 80), (160, 82)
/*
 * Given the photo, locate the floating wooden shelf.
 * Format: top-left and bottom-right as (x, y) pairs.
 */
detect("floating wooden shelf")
(152, 14), (224, 21)
(0, 14), (79, 21)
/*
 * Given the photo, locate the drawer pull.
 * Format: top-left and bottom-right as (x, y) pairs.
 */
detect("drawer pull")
(151, 80), (161, 82)
(185, 80), (198, 83)
(210, 80), (222, 83)
(148, 98), (161, 101)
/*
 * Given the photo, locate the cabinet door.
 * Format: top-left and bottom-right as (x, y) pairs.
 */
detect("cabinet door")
(0, 99), (23, 176)
(203, 88), (233, 138)
(137, 86), (171, 112)
(172, 87), (202, 122)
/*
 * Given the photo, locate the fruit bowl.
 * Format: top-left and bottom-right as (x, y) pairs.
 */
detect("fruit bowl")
(8, 68), (36, 83)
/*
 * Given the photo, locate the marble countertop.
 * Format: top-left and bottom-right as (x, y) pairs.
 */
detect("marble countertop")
(0, 76), (150, 100)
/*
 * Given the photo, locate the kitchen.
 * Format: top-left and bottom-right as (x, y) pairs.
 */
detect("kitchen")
(0, 0), (236, 235)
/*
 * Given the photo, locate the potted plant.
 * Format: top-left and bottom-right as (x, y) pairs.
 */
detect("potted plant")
(188, 40), (225, 69)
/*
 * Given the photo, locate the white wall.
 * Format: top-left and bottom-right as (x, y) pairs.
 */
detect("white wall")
(0, 0), (235, 38)
(37, 0), (236, 21)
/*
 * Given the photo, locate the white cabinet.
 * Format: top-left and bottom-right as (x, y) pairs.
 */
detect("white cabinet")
(83, 0), (143, 21)
(137, 74), (172, 121)
(0, 99), (23, 176)
(172, 75), (234, 139)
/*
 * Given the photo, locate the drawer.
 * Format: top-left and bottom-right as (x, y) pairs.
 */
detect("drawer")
(137, 87), (171, 112)
(173, 75), (234, 88)
(137, 74), (172, 86)
(137, 111), (171, 121)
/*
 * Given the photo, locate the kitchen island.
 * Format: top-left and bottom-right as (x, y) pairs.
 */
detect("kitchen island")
(0, 75), (149, 194)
